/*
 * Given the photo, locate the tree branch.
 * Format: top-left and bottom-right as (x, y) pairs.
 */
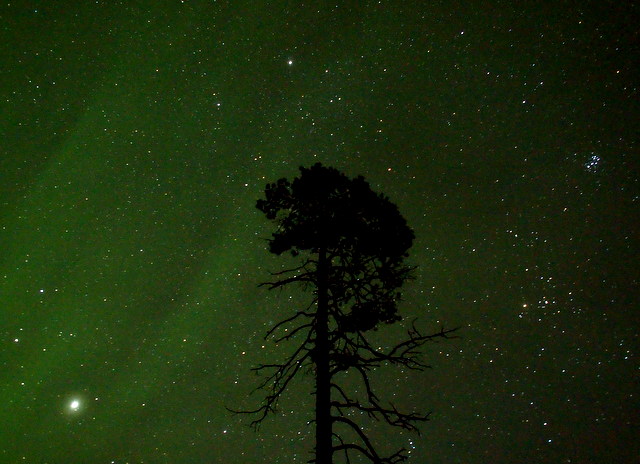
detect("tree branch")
(259, 272), (314, 290)
(264, 308), (314, 340)
(229, 330), (314, 428)
(333, 416), (381, 461)
(268, 258), (316, 276)
(273, 322), (313, 343)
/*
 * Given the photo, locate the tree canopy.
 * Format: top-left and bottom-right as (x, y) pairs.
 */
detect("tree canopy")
(257, 163), (415, 332)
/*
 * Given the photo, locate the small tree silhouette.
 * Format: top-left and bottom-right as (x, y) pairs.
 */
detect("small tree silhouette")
(236, 163), (455, 464)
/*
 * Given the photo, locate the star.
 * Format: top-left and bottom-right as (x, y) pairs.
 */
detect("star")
(69, 399), (81, 412)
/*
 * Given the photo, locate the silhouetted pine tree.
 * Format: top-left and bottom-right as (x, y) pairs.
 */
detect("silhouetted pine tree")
(235, 163), (455, 464)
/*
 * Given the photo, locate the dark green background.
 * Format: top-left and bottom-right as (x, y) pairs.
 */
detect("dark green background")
(1, 1), (637, 463)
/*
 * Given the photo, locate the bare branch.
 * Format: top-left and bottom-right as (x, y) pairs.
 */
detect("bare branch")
(333, 443), (375, 462)
(332, 398), (430, 432)
(333, 416), (382, 461)
(231, 330), (314, 428)
(264, 309), (314, 340)
(268, 258), (316, 276)
(333, 433), (352, 464)
(259, 273), (314, 290)
(273, 322), (313, 343)
(331, 324), (458, 374)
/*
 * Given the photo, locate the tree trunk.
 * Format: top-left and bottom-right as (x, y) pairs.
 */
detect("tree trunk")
(315, 246), (332, 464)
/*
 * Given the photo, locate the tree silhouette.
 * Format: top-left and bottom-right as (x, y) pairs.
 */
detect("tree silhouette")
(237, 163), (456, 464)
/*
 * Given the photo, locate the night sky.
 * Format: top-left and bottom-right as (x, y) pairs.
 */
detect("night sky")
(1, 1), (638, 463)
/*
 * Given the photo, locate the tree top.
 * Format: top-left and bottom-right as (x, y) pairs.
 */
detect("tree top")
(257, 163), (414, 260)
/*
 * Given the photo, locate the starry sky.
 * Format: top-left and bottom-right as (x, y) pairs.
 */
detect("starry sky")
(1, 1), (638, 463)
